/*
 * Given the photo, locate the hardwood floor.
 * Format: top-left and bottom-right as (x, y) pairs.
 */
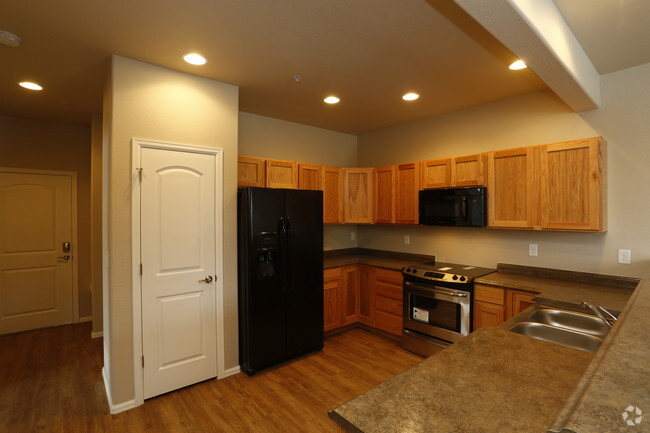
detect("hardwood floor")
(0, 323), (423, 432)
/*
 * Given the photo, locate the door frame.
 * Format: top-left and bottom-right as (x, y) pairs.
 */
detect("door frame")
(131, 138), (225, 406)
(0, 167), (80, 323)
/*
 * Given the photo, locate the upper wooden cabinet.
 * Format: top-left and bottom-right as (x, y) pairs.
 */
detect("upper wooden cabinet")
(395, 163), (419, 224)
(420, 158), (451, 189)
(266, 159), (298, 189)
(238, 156), (266, 187)
(452, 153), (486, 187)
(374, 165), (396, 224)
(539, 137), (606, 231)
(487, 146), (538, 229)
(322, 166), (343, 224)
(298, 163), (322, 190)
(343, 168), (374, 224)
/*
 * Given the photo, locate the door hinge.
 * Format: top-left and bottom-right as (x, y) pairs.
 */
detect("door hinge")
(142, 356), (145, 368)
(140, 263), (143, 275)
(136, 167), (143, 182)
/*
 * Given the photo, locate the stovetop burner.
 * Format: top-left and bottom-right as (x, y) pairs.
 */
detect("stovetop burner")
(402, 260), (495, 285)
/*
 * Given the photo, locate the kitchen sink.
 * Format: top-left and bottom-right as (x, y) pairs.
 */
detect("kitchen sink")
(507, 305), (613, 353)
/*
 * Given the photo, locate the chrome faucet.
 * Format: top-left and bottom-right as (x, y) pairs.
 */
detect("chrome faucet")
(581, 302), (618, 328)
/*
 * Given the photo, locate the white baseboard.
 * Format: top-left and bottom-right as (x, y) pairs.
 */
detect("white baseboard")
(102, 367), (138, 414)
(223, 365), (241, 378)
(91, 330), (103, 339)
(78, 316), (92, 323)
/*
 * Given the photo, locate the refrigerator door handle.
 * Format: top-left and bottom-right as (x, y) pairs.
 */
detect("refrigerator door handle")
(278, 217), (288, 294)
(285, 217), (293, 293)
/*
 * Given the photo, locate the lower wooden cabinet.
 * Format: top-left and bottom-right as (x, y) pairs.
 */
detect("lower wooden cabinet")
(323, 265), (402, 335)
(473, 283), (538, 331)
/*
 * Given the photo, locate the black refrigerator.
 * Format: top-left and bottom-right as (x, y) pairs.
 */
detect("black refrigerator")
(237, 187), (324, 375)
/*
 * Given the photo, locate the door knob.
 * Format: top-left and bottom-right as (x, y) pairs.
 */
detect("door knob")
(198, 275), (213, 283)
(57, 255), (71, 261)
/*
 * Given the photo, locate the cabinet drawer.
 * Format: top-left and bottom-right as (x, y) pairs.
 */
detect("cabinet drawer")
(376, 295), (402, 316)
(375, 281), (402, 300)
(375, 268), (402, 285)
(375, 311), (402, 336)
(324, 267), (341, 281)
(474, 284), (505, 305)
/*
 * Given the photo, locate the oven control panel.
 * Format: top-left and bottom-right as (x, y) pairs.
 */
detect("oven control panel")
(402, 266), (468, 284)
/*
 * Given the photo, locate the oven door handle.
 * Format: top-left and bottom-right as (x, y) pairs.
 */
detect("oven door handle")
(405, 281), (469, 298)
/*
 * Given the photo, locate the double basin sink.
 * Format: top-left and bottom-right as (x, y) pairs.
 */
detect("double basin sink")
(507, 305), (613, 353)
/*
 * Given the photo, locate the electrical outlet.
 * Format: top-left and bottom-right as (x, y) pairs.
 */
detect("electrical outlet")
(528, 244), (538, 257)
(404, 235), (410, 245)
(618, 249), (631, 264)
(350, 232), (356, 241)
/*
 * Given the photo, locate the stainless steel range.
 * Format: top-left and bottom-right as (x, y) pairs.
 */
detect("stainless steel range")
(402, 261), (495, 357)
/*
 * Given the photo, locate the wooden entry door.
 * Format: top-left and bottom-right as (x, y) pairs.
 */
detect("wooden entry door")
(139, 146), (220, 399)
(0, 171), (74, 335)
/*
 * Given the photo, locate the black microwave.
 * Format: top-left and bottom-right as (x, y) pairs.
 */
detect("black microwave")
(419, 187), (485, 227)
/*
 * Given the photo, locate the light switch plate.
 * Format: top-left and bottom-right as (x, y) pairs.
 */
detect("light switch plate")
(404, 235), (410, 245)
(529, 244), (538, 257)
(350, 232), (356, 241)
(618, 249), (631, 264)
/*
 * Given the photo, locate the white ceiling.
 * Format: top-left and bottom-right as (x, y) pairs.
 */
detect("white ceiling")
(0, 0), (648, 134)
(554, 0), (650, 75)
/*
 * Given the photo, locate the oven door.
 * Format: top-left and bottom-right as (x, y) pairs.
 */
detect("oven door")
(403, 280), (470, 343)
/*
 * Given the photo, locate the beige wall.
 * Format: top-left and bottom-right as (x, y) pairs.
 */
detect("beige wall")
(105, 56), (239, 405)
(357, 62), (650, 278)
(90, 114), (103, 335)
(0, 115), (93, 318)
(239, 111), (359, 250)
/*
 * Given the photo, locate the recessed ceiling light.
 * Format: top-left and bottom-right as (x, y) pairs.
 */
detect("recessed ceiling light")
(402, 92), (420, 101)
(0, 30), (21, 47)
(19, 82), (43, 91)
(324, 96), (340, 104)
(509, 60), (527, 70)
(183, 53), (207, 65)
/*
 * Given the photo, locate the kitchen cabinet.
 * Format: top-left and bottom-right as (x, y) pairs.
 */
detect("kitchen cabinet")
(324, 268), (342, 332)
(298, 163), (322, 190)
(266, 159), (298, 189)
(374, 268), (403, 336)
(420, 158), (451, 189)
(341, 266), (360, 327)
(452, 153), (486, 187)
(238, 156), (266, 187)
(322, 166), (343, 224)
(539, 137), (606, 231)
(473, 284), (539, 330)
(343, 168), (374, 224)
(374, 165), (396, 224)
(395, 163), (419, 224)
(358, 265), (376, 326)
(487, 146), (538, 229)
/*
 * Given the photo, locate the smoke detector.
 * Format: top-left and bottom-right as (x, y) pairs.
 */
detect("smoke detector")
(0, 30), (21, 48)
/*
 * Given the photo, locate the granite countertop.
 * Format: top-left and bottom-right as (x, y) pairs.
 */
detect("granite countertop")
(323, 248), (434, 271)
(330, 327), (593, 433)
(329, 262), (649, 433)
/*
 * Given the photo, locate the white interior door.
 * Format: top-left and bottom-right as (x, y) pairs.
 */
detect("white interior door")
(140, 147), (219, 399)
(0, 172), (74, 335)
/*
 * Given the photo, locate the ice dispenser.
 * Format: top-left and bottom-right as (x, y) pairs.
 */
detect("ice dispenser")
(254, 232), (278, 278)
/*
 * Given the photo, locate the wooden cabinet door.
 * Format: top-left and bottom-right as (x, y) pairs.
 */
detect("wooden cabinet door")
(507, 290), (537, 319)
(420, 158), (451, 189)
(487, 147), (538, 229)
(323, 268), (342, 332)
(340, 266), (359, 326)
(238, 156), (266, 187)
(374, 165), (395, 224)
(322, 166), (343, 224)
(395, 162), (419, 224)
(473, 301), (505, 330)
(266, 159), (298, 189)
(358, 266), (376, 326)
(452, 153), (485, 186)
(539, 137), (605, 231)
(343, 168), (374, 224)
(298, 163), (322, 190)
